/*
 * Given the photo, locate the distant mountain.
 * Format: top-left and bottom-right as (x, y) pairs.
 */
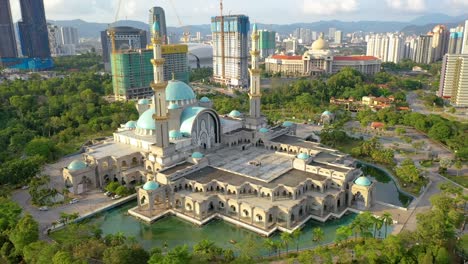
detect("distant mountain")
(409, 13), (468, 26)
(49, 14), (468, 40)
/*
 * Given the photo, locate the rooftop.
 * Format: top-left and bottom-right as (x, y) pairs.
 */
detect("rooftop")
(160, 162), (193, 175)
(271, 134), (320, 149)
(308, 160), (352, 173)
(271, 55), (303, 60)
(86, 142), (142, 159)
(333, 56), (379, 61)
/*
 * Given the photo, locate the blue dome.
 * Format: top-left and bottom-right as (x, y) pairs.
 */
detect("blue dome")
(229, 110), (242, 118)
(192, 152), (204, 159)
(253, 24), (257, 32)
(68, 160), (87, 171)
(125, 121), (137, 128)
(355, 176), (372, 186)
(137, 109), (156, 130)
(166, 80), (196, 101)
(138, 99), (150, 105)
(283, 121), (294, 127)
(168, 103), (180, 110)
(297, 153), (310, 160)
(143, 181), (159, 191)
(152, 22), (160, 32)
(322, 110), (332, 116)
(259, 128), (269, 133)
(169, 130), (182, 139)
(200, 97), (211, 103)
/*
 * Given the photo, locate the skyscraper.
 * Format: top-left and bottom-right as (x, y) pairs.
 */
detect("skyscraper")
(149, 7), (167, 44)
(211, 15), (250, 87)
(60, 27), (79, 45)
(430, 25), (450, 62)
(415, 35), (433, 64)
(366, 33), (403, 63)
(258, 29), (276, 59)
(17, 0), (51, 59)
(0, 0), (18, 59)
(334, 30), (343, 44)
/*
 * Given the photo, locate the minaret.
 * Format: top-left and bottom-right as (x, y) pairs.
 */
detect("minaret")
(150, 22), (170, 149)
(246, 24), (266, 129)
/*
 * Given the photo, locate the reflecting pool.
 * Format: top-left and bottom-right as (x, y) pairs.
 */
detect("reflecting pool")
(86, 201), (391, 252)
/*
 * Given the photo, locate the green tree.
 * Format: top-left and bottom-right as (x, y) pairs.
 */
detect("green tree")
(24, 137), (59, 161)
(312, 227), (324, 245)
(103, 244), (149, 264)
(9, 214), (39, 254)
(280, 231), (292, 255)
(291, 228), (302, 253)
(428, 123), (452, 142)
(435, 247), (450, 264)
(0, 197), (22, 232)
(264, 238), (276, 257)
(335, 225), (352, 242)
(381, 212), (394, 238)
(52, 251), (75, 264)
(105, 182), (121, 193)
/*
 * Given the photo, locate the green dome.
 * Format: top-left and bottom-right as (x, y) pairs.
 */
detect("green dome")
(68, 160), (87, 170)
(137, 109), (156, 130)
(297, 153), (310, 160)
(322, 110), (332, 116)
(192, 152), (204, 159)
(168, 103), (180, 109)
(355, 176), (372, 186)
(282, 121), (294, 127)
(143, 181), (159, 191)
(152, 22), (160, 32)
(138, 99), (150, 105)
(259, 128), (269, 133)
(200, 97), (211, 103)
(166, 80), (196, 101)
(229, 110), (242, 118)
(169, 130), (182, 139)
(125, 121), (137, 128)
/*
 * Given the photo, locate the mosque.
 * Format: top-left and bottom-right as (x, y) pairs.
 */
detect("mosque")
(62, 23), (375, 235)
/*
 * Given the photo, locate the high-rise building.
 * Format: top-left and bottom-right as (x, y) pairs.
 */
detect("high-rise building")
(0, 0), (18, 59)
(47, 24), (62, 57)
(366, 33), (403, 63)
(334, 30), (343, 44)
(448, 25), (464, 55)
(17, 0), (51, 59)
(462, 20), (468, 54)
(439, 54), (468, 107)
(387, 34), (404, 63)
(111, 45), (189, 100)
(430, 25), (450, 62)
(415, 35), (433, 64)
(283, 37), (298, 54)
(101, 27), (148, 71)
(328, 28), (336, 41)
(149, 7), (167, 44)
(60, 27), (79, 45)
(211, 15), (250, 87)
(258, 30), (276, 59)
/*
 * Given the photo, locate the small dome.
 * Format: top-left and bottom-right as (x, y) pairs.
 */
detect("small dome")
(355, 176), (372, 186)
(311, 33), (329, 51)
(168, 103), (180, 109)
(152, 22), (160, 32)
(68, 160), (87, 171)
(282, 121), (294, 127)
(192, 152), (204, 159)
(138, 99), (150, 105)
(143, 181), (159, 191)
(137, 109), (156, 130)
(322, 110), (332, 116)
(200, 97), (211, 103)
(259, 128), (269, 133)
(169, 130), (182, 139)
(297, 153), (310, 160)
(229, 110), (242, 118)
(125, 121), (137, 128)
(166, 80), (196, 101)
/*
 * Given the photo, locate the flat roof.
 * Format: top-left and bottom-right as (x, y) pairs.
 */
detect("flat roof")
(308, 161), (352, 173)
(184, 166), (327, 188)
(271, 134), (320, 149)
(86, 142), (142, 159)
(161, 162), (192, 175)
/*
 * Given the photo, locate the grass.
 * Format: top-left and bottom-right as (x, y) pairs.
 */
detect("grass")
(443, 173), (468, 188)
(420, 160), (433, 168)
(335, 139), (363, 154)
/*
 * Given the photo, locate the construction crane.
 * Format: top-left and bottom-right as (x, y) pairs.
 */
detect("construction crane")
(168, 0), (190, 43)
(108, 0), (123, 100)
(220, 0), (225, 82)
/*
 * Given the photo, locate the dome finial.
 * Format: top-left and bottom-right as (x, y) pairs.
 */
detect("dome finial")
(171, 72), (175, 80)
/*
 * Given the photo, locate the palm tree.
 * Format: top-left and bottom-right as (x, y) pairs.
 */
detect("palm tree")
(264, 238), (276, 257)
(312, 227), (325, 246)
(280, 232), (292, 255)
(291, 228), (302, 252)
(381, 212), (393, 238)
(372, 216), (383, 238)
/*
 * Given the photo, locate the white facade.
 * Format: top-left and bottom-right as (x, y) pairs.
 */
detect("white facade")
(367, 33), (404, 63)
(60, 27), (79, 45)
(439, 54), (468, 107)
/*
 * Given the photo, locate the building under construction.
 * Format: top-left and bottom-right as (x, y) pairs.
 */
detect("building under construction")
(111, 45), (189, 101)
(211, 15), (250, 88)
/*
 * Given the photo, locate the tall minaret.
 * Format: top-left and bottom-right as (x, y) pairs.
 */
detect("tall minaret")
(249, 24), (261, 120)
(150, 22), (170, 149)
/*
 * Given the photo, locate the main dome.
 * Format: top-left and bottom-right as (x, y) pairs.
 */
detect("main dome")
(166, 80), (196, 101)
(311, 33), (329, 51)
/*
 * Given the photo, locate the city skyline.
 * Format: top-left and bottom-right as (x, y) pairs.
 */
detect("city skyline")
(7, 0), (468, 26)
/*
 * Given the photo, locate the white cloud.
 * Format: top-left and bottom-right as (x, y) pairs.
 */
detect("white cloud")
(303, 0), (358, 15)
(385, 0), (426, 11)
(450, 0), (468, 6)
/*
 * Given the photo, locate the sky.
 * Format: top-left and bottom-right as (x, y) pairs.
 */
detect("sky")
(9, 0), (468, 26)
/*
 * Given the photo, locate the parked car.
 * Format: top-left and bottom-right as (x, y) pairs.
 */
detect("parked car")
(112, 195), (121, 200)
(104, 191), (111, 196)
(69, 198), (79, 204)
(39, 206), (48, 211)
(106, 192), (114, 197)
(21, 185), (29, 190)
